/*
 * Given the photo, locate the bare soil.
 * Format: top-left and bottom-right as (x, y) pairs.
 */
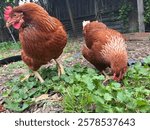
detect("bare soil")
(125, 32), (150, 61)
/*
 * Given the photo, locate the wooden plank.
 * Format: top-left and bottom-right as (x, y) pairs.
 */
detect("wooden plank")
(137, 0), (145, 32)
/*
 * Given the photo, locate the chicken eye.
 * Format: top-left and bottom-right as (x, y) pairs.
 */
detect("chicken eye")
(13, 14), (17, 17)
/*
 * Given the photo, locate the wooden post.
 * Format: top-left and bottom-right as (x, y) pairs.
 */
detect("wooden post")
(66, 0), (77, 37)
(137, 0), (145, 32)
(94, 0), (98, 19)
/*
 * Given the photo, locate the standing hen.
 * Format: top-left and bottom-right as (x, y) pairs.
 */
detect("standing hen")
(82, 21), (128, 81)
(4, 3), (67, 83)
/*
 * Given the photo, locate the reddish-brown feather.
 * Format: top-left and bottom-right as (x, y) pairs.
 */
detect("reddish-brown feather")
(82, 21), (128, 81)
(6, 3), (67, 71)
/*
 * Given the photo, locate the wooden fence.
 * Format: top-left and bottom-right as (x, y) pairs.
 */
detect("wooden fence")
(0, 0), (138, 42)
(47, 0), (137, 35)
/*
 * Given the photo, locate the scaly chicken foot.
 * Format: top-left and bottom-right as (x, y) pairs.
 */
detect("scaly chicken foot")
(54, 59), (65, 76)
(21, 74), (31, 82)
(102, 70), (112, 84)
(21, 71), (44, 83)
(33, 71), (44, 83)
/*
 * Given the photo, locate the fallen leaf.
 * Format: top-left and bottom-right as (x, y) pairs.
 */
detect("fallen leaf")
(49, 93), (63, 101)
(0, 105), (5, 112)
(34, 93), (62, 102)
(35, 94), (49, 102)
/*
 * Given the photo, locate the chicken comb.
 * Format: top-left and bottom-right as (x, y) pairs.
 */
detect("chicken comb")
(82, 20), (90, 28)
(4, 6), (13, 21)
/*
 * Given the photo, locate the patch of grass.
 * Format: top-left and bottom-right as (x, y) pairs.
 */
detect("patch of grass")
(64, 38), (82, 53)
(0, 41), (21, 59)
(2, 56), (150, 112)
(0, 41), (21, 51)
(0, 61), (26, 75)
(1, 41), (149, 113)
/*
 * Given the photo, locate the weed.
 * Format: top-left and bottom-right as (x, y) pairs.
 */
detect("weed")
(0, 41), (21, 59)
(1, 41), (150, 113)
(2, 56), (150, 112)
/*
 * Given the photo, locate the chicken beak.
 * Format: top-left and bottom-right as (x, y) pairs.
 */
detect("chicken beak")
(6, 21), (11, 28)
(113, 72), (123, 82)
(113, 73), (117, 81)
(113, 73), (120, 81)
(6, 18), (15, 28)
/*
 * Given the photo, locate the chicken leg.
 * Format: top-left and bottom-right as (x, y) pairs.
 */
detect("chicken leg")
(54, 59), (65, 76)
(102, 70), (112, 84)
(33, 71), (44, 83)
(21, 71), (44, 83)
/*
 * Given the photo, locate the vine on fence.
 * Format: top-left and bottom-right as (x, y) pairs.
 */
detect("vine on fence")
(144, 0), (150, 24)
(118, 0), (133, 32)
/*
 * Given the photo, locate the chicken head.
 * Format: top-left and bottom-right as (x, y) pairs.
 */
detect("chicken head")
(4, 6), (24, 29)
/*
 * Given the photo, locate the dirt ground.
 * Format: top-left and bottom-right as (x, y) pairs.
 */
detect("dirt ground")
(0, 32), (150, 113)
(125, 32), (150, 61)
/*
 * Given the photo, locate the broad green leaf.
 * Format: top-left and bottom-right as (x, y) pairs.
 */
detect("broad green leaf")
(104, 93), (113, 101)
(82, 75), (95, 91)
(144, 56), (150, 64)
(114, 107), (125, 112)
(93, 95), (105, 104)
(126, 101), (137, 110)
(26, 82), (36, 89)
(20, 103), (30, 111)
(112, 82), (121, 88)
(64, 76), (70, 83)
(93, 75), (105, 81)
(52, 76), (59, 81)
(136, 99), (149, 107)
(74, 74), (81, 81)
(87, 68), (96, 74)
(117, 91), (127, 102)
(2, 90), (11, 97)
(12, 93), (20, 99)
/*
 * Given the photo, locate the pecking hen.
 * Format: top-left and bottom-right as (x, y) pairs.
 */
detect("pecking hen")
(82, 21), (128, 82)
(4, 3), (67, 83)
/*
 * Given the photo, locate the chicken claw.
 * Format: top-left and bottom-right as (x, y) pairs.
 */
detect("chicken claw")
(54, 59), (65, 76)
(102, 71), (112, 84)
(21, 71), (44, 83)
(33, 71), (44, 83)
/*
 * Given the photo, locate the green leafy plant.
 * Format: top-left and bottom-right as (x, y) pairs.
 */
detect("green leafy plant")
(118, 1), (133, 32)
(2, 67), (57, 112)
(0, 41), (21, 59)
(144, 0), (150, 24)
(0, 41), (21, 51)
(2, 56), (150, 112)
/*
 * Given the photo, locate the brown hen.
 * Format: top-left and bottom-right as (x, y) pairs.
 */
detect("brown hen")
(82, 21), (128, 82)
(4, 3), (67, 83)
